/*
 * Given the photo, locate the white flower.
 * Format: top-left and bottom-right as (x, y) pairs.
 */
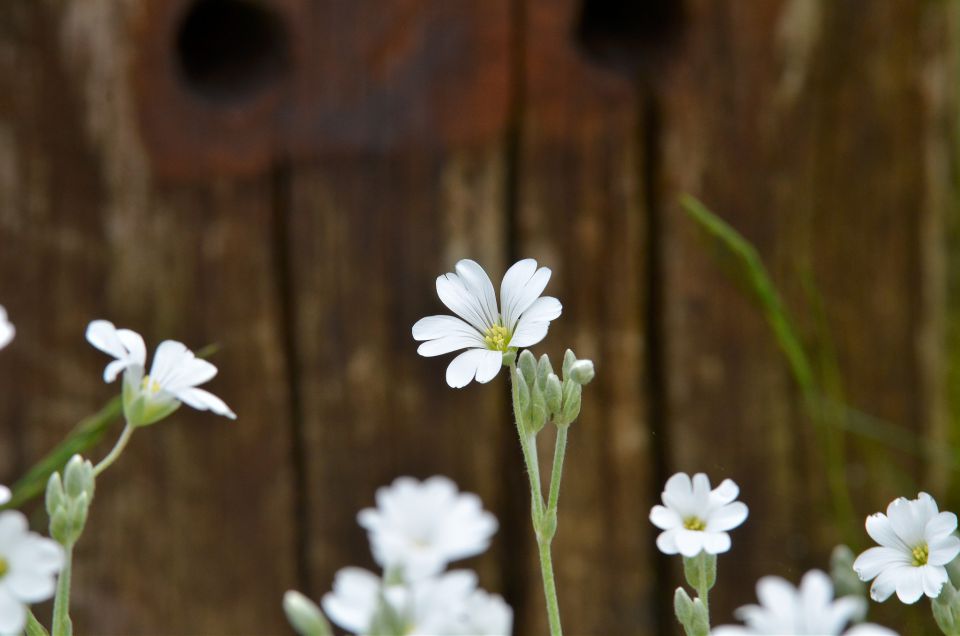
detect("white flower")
(413, 259), (562, 388)
(712, 570), (897, 635)
(86, 320), (235, 424)
(0, 487), (8, 507)
(853, 492), (960, 604)
(322, 568), (509, 636)
(358, 476), (498, 580)
(0, 511), (64, 634)
(650, 472), (748, 556)
(0, 306), (13, 351)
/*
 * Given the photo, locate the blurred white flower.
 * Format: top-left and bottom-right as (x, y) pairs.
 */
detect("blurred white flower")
(358, 476), (497, 580)
(0, 306), (13, 351)
(322, 567), (509, 636)
(853, 492), (960, 604)
(413, 259), (562, 388)
(0, 487), (8, 507)
(712, 570), (897, 635)
(650, 472), (748, 557)
(86, 320), (235, 424)
(0, 511), (64, 634)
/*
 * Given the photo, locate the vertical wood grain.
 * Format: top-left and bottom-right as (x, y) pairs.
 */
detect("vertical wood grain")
(0, 1), (298, 633)
(515, 1), (652, 634)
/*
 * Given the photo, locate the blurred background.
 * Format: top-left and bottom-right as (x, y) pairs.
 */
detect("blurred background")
(1, 0), (958, 634)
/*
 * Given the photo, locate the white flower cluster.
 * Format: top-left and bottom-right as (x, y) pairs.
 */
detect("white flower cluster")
(285, 476), (512, 636)
(650, 472), (748, 557)
(320, 476), (511, 635)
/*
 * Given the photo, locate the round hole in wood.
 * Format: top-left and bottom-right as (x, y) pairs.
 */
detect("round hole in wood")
(175, 0), (290, 103)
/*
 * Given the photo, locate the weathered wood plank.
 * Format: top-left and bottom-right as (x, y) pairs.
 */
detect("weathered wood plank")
(516, 1), (652, 634)
(658, 0), (944, 626)
(0, 1), (298, 633)
(283, 0), (517, 620)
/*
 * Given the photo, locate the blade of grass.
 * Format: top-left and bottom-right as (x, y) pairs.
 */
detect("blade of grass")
(680, 194), (857, 542)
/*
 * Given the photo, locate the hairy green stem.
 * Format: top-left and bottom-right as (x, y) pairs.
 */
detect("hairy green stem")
(93, 421), (134, 477)
(51, 544), (73, 636)
(508, 362), (563, 636)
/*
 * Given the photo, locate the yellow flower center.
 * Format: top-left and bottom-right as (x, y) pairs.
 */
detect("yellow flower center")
(140, 375), (163, 395)
(683, 516), (706, 532)
(912, 542), (929, 566)
(483, 324), (510, 351)
(0, 556), (8, 578)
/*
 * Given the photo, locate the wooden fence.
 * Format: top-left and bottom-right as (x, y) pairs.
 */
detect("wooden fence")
(0, 0), (957, 633)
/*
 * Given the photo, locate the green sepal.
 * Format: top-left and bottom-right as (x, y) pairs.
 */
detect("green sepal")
(515, 368), (531, 428)
(124, 393), (181, 428)
(562, 349), (576, 378)
(689, 598), (710, 636)
(517, 350), (538, 388)
(529, 382), (548, 434)
(934, 582), (960, 636)
(559, 380), (582, 425)
(63, 455), (94, 500)
(683, 552), (717, 593)
(545, 373), (562, 416)
(25, 609), (50, 636)
(673, 587), (694, 627)
(283, 591), (333, 636)
(45, 473), (64, 518)
(501, 350), (517, 366)
(830, 544), (866, 601)
(536, 354), (553, 389)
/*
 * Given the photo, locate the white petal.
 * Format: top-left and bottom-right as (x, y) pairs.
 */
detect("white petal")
(150, 341), (218, 393)
(710, 628), (751, 636)
(175, 387), (236, 419)
(854, 547), (910, 581)
(473, 350), (504, 384)
(510, 297), (562, 348)
(887, 498), (925, 547)
(500, 260), (552, 329)
(116, 329), (147, 368)
(0, 486), (10, 506)
(870, 565), (905, 602)
(655, 530), (679, 555)
(454, 260), (499, 328)
(0, 587), (25, 634)
(321, 568), (380, 634)
(925, 511), (958, 539)
(417, 332), (486, 357)
(798, 570), (832, 613)
(755, 576), (797, 614)
(921, 565), (949, 598)
(0, 511), (27, 547)
(437, 273), (492, 333)
(846, 625), (899, 636)
(5, 568), (56, 603)
(649, 505), (680, 530)
(700, 531), (731, 554)
(894, 566), (924, 603)
(674, 529), (705, 557)
(85, 320), (127, 359)
(706, 502), (748, 532)
(865, 513), (906, 551)
(445, 349), (491, 388)
(710, 479), (740, 505)
(928, 535), (960, 565)
(412, 315), (482, 341)
(8, 536), (63, 576)
(0, 306), (13, 351)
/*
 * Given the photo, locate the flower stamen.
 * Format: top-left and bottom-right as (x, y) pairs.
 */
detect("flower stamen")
(0, 556), (8, 578)
(683, 516), (706, 532)
(483, 324), (510, 352)
(912, 542), (929, 566)
(140, 375), (163, 395)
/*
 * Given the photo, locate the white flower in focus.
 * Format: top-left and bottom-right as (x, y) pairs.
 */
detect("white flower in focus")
(650, 472), (748, 557)
(711, 570), (897, 635)
(0, 511), (64, 634)
(853, 492), (960, 604)
(86, 320), (235, 424)
(413, 259), (562, 388)
(322, 568), (505, 636)
(0, 306), (13, 351)
(358, 476), (498, 580)
(0, 487), (8, 507)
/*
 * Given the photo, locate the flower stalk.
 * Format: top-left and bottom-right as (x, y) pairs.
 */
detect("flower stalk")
(51, 546), (73, 636)
(93, 421), (134, 477)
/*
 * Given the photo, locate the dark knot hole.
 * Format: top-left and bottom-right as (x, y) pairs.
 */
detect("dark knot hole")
(175, 0), (291, 103)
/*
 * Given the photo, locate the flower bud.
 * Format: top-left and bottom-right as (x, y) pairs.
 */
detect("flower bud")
(515, 368), (531, 419)
(529, 382), (548, 434)
(64, 455), (95, 500)
(545, 373), (562, 416)
(517, 350), (538, 387)
(45, 472), (65, 518)
(562, 349), (577, 378)
(536, 354), (553, 389)
(569, 359), (595, 385)
(559, 380), (582, 425)
(283, 590), (332, 636)
(690, 598), (710, 636)
(673, 587), (694, 625)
